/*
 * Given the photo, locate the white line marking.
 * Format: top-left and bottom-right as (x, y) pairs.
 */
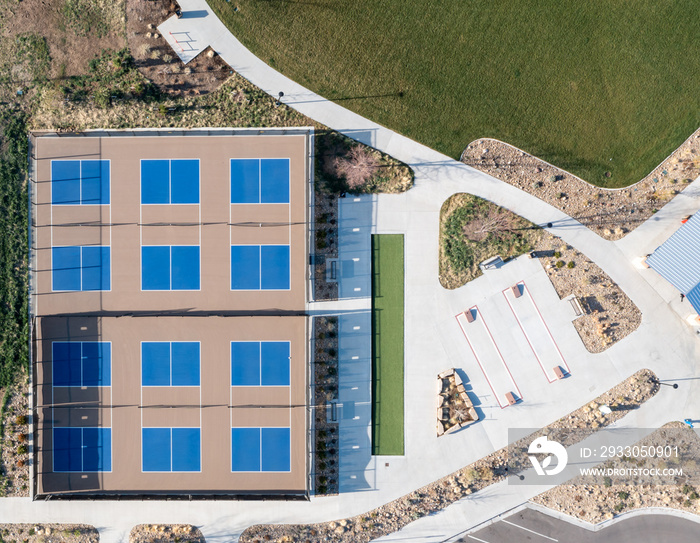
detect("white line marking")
(467, 535), (491, 543)
(502, 520), (558, 541)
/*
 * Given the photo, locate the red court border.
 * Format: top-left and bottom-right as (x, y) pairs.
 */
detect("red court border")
(502, 281), (570, 383)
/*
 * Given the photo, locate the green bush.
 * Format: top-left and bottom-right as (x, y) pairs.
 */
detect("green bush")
(17, 444), (27, 455)
(0, 112), (29, 386)
(617, 491), (629, 500)
(567, 261), (575, 268)
(553, 251), (561, 258)
(555, 260), (565, 268)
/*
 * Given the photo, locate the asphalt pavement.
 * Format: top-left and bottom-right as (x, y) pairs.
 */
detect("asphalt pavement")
(460, 507), (700, 543)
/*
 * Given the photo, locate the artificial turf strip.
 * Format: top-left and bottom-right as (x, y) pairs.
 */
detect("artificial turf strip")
(209, 0), (700, 188)
(370, 234), (405, 456)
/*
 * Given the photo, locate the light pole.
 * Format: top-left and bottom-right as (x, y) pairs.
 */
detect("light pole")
(275, 91), (284, 107)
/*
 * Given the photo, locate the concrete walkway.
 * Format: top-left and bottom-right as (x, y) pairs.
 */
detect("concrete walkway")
(3, 2), (700, 542)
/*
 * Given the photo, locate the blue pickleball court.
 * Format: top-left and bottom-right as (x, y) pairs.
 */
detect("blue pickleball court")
(230, 341), (290, 386)
(230, 158), (290, 204)
(230, 245), (290, 290)
(230, 427), (290, 472)
(142, 427), (201, 472)
(53, 341), (111, 387)
(53, 427), (112, 472)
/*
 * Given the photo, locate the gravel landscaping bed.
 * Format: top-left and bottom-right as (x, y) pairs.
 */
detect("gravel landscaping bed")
(130, 525), (204, 543)
(0, 524), (97, 543)
(461, 131), (700, 241)
(533, 235), (642, 353)
(312, 191), (339, 301)
(239, 370), (658, 543)
(312, 316), (339, 496)
(0, 378), (30, 497)
(532, 421), (700, 523)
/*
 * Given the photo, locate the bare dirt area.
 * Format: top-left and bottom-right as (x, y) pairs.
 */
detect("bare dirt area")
(0, 524), (98, 543)
(533, 422), (700, 523)
(0, 0), (125, 80)
(130, 525), (204, 543)
(126, 0), (231, 96)
(533, 236), (642, 353)
(0, 377), (30, 497)
(462, 132), (700, 241)
(241, 370), (658, 543)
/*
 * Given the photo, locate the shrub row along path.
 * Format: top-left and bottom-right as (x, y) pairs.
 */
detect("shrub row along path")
(3, 1), (700, 542)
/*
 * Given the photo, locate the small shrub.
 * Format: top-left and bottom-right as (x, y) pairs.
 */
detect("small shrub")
(617, 491), (629, 500)
(317, 484), (327, 494)
(17, 444), (28, 455)
(614, 502), (625, 512)
(567, 261), (575, 268)
(15, 415), (27, 425)
(332, 146), (380, 191)
(547, 174), (556, 183)
(327, 348), (337, 357)
(28, 528), (35, 536)
(690, 491), (699, 500)
(163, 54), (174, 63)
(17, 433), (27, 443)
(604, 476), (612, 487)
(553, 251), (561, 258)
(555, 260), (565, 268)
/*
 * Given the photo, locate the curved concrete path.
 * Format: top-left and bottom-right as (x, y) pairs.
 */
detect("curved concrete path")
(3, 2), (700, 542)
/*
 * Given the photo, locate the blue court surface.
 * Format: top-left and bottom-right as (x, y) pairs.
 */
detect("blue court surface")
(231, 341), (290, 386)
(142, 342), (200, 386)
(230, 245), (290, 290)
(52, 246), (111, 292)
(53, 342), (111, 387)
(141, 245), (200, 290)
(142, 427), (201, 472)
(231, 427), (290, 472)
(52, 160), (110, 205)
(54, 427), (112, 472)
(230, 158), (290, 204)
(141, 159), (199, 204)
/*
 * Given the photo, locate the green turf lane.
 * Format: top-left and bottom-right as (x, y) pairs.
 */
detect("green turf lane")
(371, 234), (404, 456)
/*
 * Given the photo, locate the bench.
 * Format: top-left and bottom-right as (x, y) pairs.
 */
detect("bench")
(554, 366), (566, 380)
(511, 284), (522, 298)
(465, 309), (475, 323)
(506, 392), (518, 405)
(570, 296), (584, 316)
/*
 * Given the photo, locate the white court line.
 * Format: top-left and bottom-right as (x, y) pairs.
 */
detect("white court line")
(467, 535), (491, 543)
(502, 519), (558, 541)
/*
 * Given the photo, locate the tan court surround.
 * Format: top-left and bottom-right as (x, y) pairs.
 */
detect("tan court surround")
(31, 129), (311, 315)
(30, 129), (313, 498)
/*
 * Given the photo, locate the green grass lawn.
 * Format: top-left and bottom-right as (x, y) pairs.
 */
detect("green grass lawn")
(371, 234), (404, 456)
(209, 0), (699, 188)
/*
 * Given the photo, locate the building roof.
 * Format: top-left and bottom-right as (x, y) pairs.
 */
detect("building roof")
(647, 213), (700, 313)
